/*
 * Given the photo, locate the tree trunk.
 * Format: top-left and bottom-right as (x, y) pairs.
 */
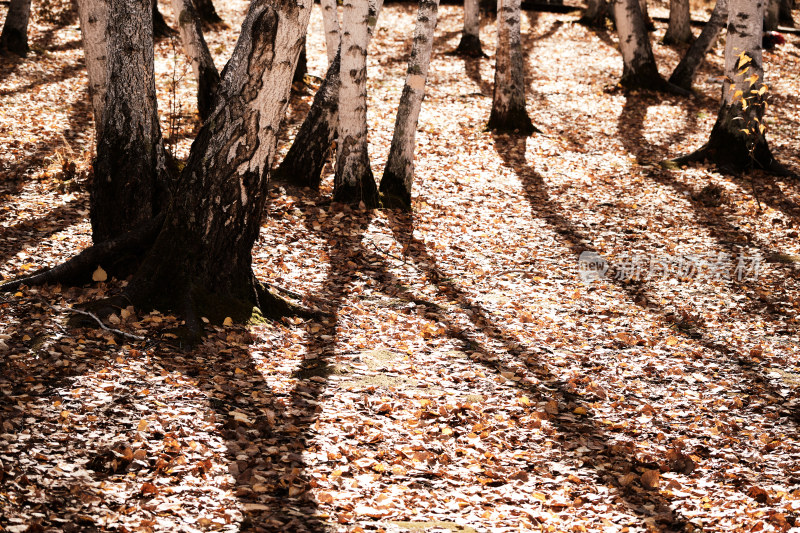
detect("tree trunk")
(639, 0), (655, 30)
(668, 0), (727, 90)
(765, 0), (780, 30)
(320, 0), (340, 65)
(334, 0), (379, 207)
(194, 0), (223, 26)
(487, 0), (534, 134)
(379, 0), (440, 210)
(454, 0), (484, 56)
(274, 0), (383, 189)
(0, 0), (31, 57)
(579, 0), (610, 27)
(663, 0), (693, 44)
(153, 0), (177, 40)
(674, 0), (784, 173)
(612, 0), (671, 91)
(77, 0), (167, 245)
(779, 0), (795, 26)
(293, 35), (308, 84)
(126, 0), (313, 326)
(172, 0), (220, 121)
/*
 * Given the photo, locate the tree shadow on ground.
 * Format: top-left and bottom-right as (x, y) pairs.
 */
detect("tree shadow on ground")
(492, 131), (800, 433)
(0, 61), (86, 98)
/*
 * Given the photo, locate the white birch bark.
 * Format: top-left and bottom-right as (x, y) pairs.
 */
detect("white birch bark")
(455, 0), (483, 56)
(76, 0), (167, 243)
(487, 0), (533, 134)
(171, 0), (220, 120)
(0, 0), (31, 56)
(379, 0), (440, 208)
(669, 0), (727, 90)
(664, 0), (693, 44)
(721, 0), (764, 108)
(320, 0), (340, 65)
(612, 0), (664, 89)
(334, 0), (379, 206)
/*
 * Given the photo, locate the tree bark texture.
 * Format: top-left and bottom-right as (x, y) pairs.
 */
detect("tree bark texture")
(487, 0), (534, 134)
(172, 0), (220, 121)
(334, 0), (379, 206)
(275, 0), (383, 189)
(320, 0), (340, 64)
(612, 0), (665, 90)
(639, 0), (655, 30)
(0, 0), (31, 56)
(454, 0), (484, 56)
(663, 0), (693, 44)
(668, 0), (727, 90)
(76, 0), (167, 245)
(379, 0), (440, 210)
(126, 0), (313, 323)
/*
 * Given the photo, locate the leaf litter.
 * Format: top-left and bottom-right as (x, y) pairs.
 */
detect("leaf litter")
(2, 0), (800, 531)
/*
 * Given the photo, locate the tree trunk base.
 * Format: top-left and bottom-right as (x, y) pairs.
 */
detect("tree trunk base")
(486, 108), (539, 136)
(619, 69), (692, 96)
(451, 34), (486, 57)
(662, 32), (694, 46)
(379, 170), (412, 211)
(670, 109), (796, 177)
(333, 168), (380, 208)
(0, 29), (29, 57)
(153, 6), (178, 40)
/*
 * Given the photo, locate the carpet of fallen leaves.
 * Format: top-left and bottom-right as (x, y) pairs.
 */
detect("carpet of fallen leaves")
(2, 0), (800, 531)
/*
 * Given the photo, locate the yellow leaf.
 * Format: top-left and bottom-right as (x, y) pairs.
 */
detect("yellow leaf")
(746, 73), (759, 84)
(759, 124), (766, 134)
(92, 266), (107, 282)
(666, 336), (678, 346)
(737, 52), (751, 69)
(137, 419), (149, 432)
(757, 85), (768, 96)
(733, 90), (743, 101)
(222, 316), (233, 326)
(574, 406), (588, 415)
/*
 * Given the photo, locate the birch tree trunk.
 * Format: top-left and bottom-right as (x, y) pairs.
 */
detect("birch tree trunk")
(579, 0), (610, 28)
(125, 0), (314, 327)
(172, 0), (220, 121)
(77, 0), (167, 245)
(639, 0), (655, 30)
(194, 0), (223, 26)
(334, 0), (378, 206)
(454, 0), (484, 56)
(0, 0), (32, 57)
(668, 0), (727, 90)
(663, 0), (693, 44)
(379, 0), (439, 209)
(274, 0), (382, 189)
(320, 0), (340, 64)
(674, 0), (786, 173)
(612, 0), (679, 92)
(487, 0), (534, 134)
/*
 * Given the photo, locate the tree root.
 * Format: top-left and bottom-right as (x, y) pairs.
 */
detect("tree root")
(0, 213), (164, 293)
(669, 144), (798, 179)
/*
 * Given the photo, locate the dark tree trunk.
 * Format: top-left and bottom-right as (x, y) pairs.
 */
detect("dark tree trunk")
(194, 0), (223, 26)
(153, 1), (178, 40)
(579, 0), (610, 27)
(273, 51), (341, 188)
(77, 0), (168, 245)
(293, 35), (307, 84)
(779, 0), (795, 26)
(126, 0), (313, 328)
(0, 0), (32, 57)
(668, 0), (727, 91)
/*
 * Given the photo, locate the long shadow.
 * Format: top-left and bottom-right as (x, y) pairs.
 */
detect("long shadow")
(0, 198), (84, 269)
(0, 60), (85, 98)
(492, 132), (800, 429)
(463, 55), (492, 96)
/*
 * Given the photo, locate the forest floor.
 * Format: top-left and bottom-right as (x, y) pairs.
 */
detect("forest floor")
(2, 0), (800, 531)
